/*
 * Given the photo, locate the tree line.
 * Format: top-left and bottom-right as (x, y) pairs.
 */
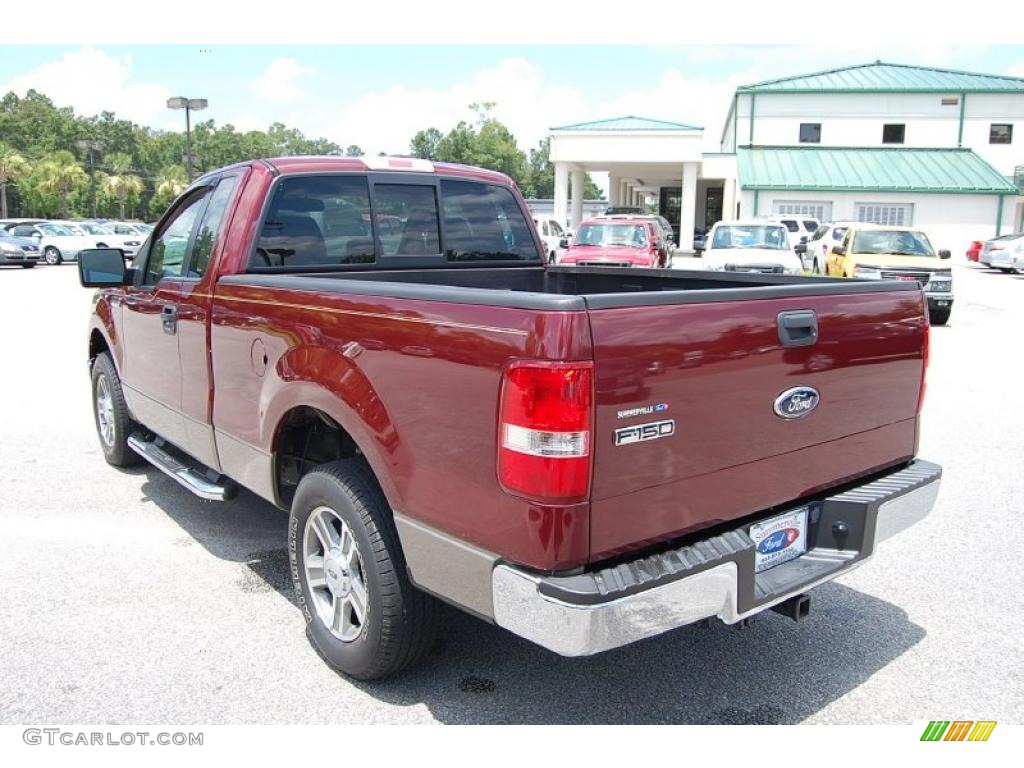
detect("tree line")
(0, 91), (600, 222)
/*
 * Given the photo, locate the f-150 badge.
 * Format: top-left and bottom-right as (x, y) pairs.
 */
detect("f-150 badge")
(614, 419), (675, 446)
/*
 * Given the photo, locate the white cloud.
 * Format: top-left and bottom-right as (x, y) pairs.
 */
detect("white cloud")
(250, 58), (317, 103)
(298, 58), (590, 155)
(2, 46), (173, 127)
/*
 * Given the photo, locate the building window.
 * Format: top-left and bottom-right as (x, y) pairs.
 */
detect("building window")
(774, 201), (832, 221)
(882, 124), (905, 144)
(855, 203), (914, 226)
(799, 123), (821, 144)
(990, 124), (1013, 144)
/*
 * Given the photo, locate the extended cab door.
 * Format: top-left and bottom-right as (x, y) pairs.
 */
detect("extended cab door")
(120, 188), (211, 450)
(175, 173), (243, 469)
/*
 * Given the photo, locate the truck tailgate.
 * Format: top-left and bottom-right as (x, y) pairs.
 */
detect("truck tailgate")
(587, 289), (926, 561)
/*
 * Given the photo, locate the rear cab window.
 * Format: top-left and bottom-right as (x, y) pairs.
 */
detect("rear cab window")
(248, 173), (540, 271)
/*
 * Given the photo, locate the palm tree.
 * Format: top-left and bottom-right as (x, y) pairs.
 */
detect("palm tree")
(37, 150), (87, 218)
(155, 164), (188, 199)
(0, 144), (31, 218)
(102, 153), (145, 219)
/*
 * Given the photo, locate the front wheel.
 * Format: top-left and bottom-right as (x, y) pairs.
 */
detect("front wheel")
(91, 353), (143, 467)
(289, 459), (441, 680)
(929, 307), (952, 326)
(44, 247), (62, 265)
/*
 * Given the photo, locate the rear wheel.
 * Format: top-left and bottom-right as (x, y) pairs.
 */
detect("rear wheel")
(289, 459), (441, 680)
(929, 307), (952, 326)
(91, 353), (143, 467)
(44, 247), (62, 265)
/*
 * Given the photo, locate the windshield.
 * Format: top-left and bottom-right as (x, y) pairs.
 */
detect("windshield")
(711, 225), (789, 250)
(38, 223), (74, 236)
(852, 229), (935, 256)
(574, 223), (648, 248)
(81, 223), (113, 235)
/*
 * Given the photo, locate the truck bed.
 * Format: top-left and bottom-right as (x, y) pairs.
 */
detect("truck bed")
(214, 266), (926, 569)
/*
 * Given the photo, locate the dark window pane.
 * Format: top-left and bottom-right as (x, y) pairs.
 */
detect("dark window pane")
(990, 124), (1013, 144)
(374, 184), (440, 256)
(253, 175), (374, 268)
(188, 177), (238, 278)
(441, 180), (539, 261)
(882, 124), (905, 144)
(145, 193), (207, 284)
(799, 123), (821, 143)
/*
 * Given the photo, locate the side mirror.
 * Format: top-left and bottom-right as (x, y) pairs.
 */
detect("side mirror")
(78, 248), (130, 287)
(559, 238), (569, 249)
(800, 235), (808, 243)
(832, 245), (846, 257)
(939, 249), (951, 260)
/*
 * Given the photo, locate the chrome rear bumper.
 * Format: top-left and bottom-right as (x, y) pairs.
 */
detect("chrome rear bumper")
(492, 460), (941, 656)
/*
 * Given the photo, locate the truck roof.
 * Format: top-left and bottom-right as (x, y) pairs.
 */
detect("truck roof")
(259, 155), (514, 186)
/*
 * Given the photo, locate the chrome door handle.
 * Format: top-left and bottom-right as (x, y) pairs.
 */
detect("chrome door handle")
(161, 304), (178, 335)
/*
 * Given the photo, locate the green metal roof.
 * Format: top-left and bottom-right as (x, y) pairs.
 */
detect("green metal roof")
(550, 115), (702, 131)
(737, 147), (1019, 195)
(737, 61), (1024, 94)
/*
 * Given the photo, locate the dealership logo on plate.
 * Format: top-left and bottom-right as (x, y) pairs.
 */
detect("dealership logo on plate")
(756, 528), (801, 555)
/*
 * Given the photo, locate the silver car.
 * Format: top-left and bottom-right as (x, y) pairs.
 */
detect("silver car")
(981, 233), (1023, 273)
(1, 221), (90, 265)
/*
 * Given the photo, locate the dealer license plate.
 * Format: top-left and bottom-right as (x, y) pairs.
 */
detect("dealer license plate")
(750, 507), (809, 573)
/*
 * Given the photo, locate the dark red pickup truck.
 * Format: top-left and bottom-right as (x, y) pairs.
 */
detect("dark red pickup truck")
(79, 156), (941, 679)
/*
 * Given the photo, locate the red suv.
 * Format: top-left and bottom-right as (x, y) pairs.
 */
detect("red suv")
(558, 218), (668, 268)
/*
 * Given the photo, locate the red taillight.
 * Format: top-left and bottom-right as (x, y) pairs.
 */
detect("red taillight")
(497, 361), (594, 503)
(917, 320), (930, 413)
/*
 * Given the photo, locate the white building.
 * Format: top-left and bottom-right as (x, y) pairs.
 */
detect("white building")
(549, 61), (1024, 254)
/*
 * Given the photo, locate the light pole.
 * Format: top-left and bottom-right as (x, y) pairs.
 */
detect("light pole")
(166, 96), (208, 182)
(77, 139), (103, 218)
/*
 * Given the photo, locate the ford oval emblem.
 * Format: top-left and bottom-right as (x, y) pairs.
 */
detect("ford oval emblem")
(774, 386), (820, 419)
(757, 528), (801, 554)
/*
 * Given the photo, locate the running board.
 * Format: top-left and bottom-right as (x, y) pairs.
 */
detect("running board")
(127, 433), (237, 501)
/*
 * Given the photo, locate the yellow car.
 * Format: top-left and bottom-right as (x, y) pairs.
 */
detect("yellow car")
(826, 224), (954, 325)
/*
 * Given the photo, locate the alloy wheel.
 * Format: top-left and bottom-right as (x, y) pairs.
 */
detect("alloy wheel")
(303, 506), (368, 642)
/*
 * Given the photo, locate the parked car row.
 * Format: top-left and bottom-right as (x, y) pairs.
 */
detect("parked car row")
(0, 218), (152, 266)
(975, 232), (1024, 273)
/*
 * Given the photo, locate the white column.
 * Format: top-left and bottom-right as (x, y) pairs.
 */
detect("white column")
(608, 175), (620, 206)
(620, 180), (629, 208)
(570, 167), (585, 229)
(679, 162), (698, 252)
(722, 178), (736, 223)
(554, 163), (569, 229)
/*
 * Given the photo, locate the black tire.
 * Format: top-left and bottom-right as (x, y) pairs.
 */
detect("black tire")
(21, 263), (36, 268)
(91, 352), (144, 467)
(289, 459), (441, 680)
(998, 267), (1012, 274)
(44, 246), (62, 265)
(929, 307), (952, 326)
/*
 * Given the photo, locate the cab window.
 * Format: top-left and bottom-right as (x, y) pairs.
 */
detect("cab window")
(144, 191), (208, 284)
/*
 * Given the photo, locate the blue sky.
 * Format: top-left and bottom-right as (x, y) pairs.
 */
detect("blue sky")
(3, 45), (1024, 157)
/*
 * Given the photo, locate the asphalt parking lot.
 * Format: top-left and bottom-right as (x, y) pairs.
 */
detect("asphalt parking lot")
(1, 260), (1022, 725)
